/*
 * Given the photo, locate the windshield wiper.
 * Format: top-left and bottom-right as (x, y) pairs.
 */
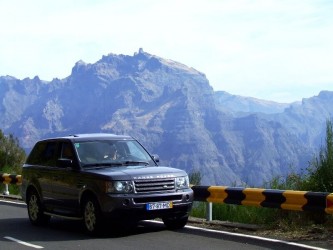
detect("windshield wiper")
(122, 161), (149, 166)
(83, 161), (150, 168)
(83, 162), (123, 169)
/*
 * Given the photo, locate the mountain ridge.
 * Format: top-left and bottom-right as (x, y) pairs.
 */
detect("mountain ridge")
(1, 49), (332, 186)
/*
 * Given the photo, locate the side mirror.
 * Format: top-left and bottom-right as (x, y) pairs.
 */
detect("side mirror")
(152, 154), (160, 164)
(57, 158), (73, 168)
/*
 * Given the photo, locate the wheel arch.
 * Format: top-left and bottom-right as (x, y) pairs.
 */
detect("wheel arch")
(25, 183), (42, 202)
(79, 189), (100, 214)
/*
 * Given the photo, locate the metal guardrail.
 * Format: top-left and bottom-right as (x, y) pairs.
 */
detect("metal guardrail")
(192, 186), (333, 219)
(0, 173), (22, 185)
(2, 173), (333, 217)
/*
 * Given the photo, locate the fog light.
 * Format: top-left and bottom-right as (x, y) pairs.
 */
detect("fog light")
(123, 199), (130, 206)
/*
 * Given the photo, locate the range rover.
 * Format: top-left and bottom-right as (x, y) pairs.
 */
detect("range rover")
(21, 133), (193, 234)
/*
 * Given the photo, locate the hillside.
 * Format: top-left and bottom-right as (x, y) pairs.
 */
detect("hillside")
(1, 49), (332, 186)
(214, 91), (291, 114)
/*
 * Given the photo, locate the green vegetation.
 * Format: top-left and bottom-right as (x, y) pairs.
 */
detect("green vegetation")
(191, 201), (278, 225)
(189, 171), (202, 186)
(191, 120), (333, 228)
(0, 130), (26, 174)
(0, 130), (26, 194)
(302, 120), (333, 192)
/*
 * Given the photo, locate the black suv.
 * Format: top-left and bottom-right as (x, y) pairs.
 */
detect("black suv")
(21, 134), (193, 234)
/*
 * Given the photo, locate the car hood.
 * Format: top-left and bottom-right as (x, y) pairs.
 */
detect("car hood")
(84, 165), (187, 180)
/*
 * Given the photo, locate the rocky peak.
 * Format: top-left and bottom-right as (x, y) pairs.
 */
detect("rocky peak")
(0, 50), (332, 186)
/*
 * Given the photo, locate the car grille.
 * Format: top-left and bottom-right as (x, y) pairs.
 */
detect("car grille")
(134, 178), (175, 193)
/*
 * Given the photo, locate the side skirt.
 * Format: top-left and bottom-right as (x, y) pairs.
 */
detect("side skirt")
(44, 212), (82, 220)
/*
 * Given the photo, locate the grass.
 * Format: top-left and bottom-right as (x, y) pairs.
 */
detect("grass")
(190, 201), (333, 229)
(191, 201), (279, 226)
(0, 183), (21, 196)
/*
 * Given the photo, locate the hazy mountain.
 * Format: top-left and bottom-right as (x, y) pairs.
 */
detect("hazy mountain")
(1, 49), (332, 186)
(214, 91), (292, 115)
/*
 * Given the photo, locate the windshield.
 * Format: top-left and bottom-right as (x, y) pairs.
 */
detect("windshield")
(74, 139), (156, 168)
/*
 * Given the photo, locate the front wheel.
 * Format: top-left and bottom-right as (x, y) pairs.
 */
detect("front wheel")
(27, 190), (50, 226)
(162, 215), (188, 230)
(82, 196), (103, 235)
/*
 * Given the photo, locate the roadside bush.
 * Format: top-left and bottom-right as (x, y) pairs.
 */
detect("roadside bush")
(303, 120), (333, 192)
(189, 171), (202, 186)
(0, 130), (26, 174)
(0, 130), (26, 195)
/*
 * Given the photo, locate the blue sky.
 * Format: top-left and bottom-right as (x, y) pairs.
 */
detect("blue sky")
(1, 0), (332, 103)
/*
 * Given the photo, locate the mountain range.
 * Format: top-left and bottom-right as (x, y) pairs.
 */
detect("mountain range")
(1, 48), (332, 186)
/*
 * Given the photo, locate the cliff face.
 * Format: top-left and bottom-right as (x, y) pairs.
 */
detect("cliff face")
(1, 49), (332, 186)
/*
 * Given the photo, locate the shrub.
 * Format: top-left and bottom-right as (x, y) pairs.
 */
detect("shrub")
(0, 130), (26, 174)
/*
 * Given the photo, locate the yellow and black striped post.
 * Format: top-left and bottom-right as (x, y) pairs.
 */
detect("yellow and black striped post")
(192, 186), (333, 214)
(0, 173), (22, 185)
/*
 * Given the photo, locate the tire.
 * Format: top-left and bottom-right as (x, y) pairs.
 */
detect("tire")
(27, 189), (50, 226)
(82, 196), (103, 235)
(162, 215), (189, 230)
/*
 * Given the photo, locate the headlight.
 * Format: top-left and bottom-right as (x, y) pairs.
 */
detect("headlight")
(106, 181), (134, 193)
(175, 176), (189, 189)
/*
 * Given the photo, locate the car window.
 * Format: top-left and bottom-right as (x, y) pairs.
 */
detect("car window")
(74, 140), (154, 166)
(60, 142), (75, 160)
(126, 141), (151, 161)
(26, 141), (58, 166)
(74, 141), (101, 163)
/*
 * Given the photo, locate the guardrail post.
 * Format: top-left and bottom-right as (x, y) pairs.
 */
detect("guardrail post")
(3, 184), (9, 195)
(206, 202), (212, 221)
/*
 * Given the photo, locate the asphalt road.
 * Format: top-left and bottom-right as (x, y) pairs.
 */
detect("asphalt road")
(0, 199), (324, 250)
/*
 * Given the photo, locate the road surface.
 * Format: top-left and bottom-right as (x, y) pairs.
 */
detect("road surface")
(0, 199), (324, 250)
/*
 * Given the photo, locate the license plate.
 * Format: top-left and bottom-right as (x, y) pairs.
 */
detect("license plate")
(146, 201), (173, 210)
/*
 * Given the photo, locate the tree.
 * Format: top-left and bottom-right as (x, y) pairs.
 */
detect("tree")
(0, 130), (26, 174)
(304, 120), (333, 192)
(189, 171), (202, 186)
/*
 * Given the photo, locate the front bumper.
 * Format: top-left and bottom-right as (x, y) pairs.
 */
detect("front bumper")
(99, 188), (193, 220)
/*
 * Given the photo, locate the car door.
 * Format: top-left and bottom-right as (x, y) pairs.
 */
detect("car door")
(28, 140), (59, 210)
(50, 141), (82, 215)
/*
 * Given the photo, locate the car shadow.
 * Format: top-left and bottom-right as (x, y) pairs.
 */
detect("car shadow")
(0, 217), (168, 242)
(0, 216), (310, 250)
